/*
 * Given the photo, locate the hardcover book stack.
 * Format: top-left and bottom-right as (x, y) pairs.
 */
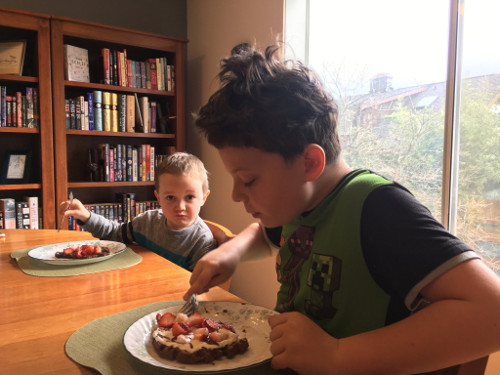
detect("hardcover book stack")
(0, 196), (41, 229)
(0, 85), (39, 128)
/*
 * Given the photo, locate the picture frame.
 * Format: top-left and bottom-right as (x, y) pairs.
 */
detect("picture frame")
(0, 40), (27, 75)
(1, 151), (31, 184)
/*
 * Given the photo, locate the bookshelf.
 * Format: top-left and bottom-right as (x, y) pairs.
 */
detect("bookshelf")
(0, 7), (55, 228)
(50, 16), (187, 229)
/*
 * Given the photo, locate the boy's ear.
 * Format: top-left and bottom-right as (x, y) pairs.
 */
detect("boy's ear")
(201, 190), (210, 205)
(303, 144), (326, 182)
(154, 190), (159, 202)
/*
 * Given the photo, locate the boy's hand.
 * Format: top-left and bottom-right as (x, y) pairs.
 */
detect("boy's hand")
(59, 198), (91, 224)
(268, 312), (339, 375)
(183, 242), (241, 300)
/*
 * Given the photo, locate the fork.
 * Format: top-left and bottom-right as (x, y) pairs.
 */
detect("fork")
(179, 293), (198, 316)
(58, 191), (73, 232)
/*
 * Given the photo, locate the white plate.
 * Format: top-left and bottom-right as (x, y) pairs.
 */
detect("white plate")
(27, 240), (126, 266)
(123, 301), (279, 373)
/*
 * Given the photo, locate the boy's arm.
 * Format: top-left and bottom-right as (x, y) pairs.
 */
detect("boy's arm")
(184, 222), (266, 299)
(269, 258), (500, 375)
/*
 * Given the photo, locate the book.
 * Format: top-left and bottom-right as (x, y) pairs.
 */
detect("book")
(126, 59), (133, 88)
(150, 101), (157, 133)
(140, 96), (149, 133)
(87, 92), (94, 130)
(101, 48), (111, 85)
(16, 201), (30, 229)
(150, 145), (155, 181)
(112, 50), (119, 86)
(126, 144), (133, 182)
(148, 58), (158, 90)
(69, 98), (76, 129)
(111, 92), (118, 132)
(24, 196), (39, 229)
(102, 91), (111, 131)
(26, 87), (34, 128)
(132, 147), (138, 182)
(64, 99), (70, 129)
(134, 94), (144, 132)
(33, 88), (39, 128)
(126, 95), (135, 132)
(119, 51), (127, 87)
(93, 90), (103, 131)
(0, 85), (6, 127)
(0, 198), (16, 229)
(64, 44), (90, 83)
(74, 96), (82, 129)
(118, 94), (126, 132)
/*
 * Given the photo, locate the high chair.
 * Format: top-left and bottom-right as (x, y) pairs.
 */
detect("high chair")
(203, 220), (235, 291)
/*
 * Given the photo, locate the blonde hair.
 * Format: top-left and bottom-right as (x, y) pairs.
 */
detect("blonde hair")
(154, 152), (209, 193)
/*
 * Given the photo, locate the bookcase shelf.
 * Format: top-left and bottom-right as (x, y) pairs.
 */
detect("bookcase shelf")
(51, 16), (187, 229)
(0, 7), (55, 229)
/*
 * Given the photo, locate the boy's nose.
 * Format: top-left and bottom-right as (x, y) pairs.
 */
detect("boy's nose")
(232, 183), (244, 203)
(176, 201), (186, 210)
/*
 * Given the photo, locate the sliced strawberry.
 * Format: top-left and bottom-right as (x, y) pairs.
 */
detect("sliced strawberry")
(192, 327), (209, 341)
(157, 312), (176, 328)
(209, 331), (229, 343)
(94, 245), (102, 254)
(63, 247), (75, 255)
(186, 313), (204, 328)
(172, 322), (190, 336)
(202, 318), (220, 332)
(75, 249), (83, 258)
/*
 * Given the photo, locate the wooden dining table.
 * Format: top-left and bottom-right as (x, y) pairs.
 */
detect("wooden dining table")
(0, 229), (247, 375)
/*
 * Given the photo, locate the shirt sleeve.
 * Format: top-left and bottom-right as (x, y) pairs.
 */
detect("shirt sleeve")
(360, 184), (478, 310)
(82, 212), (132, 243)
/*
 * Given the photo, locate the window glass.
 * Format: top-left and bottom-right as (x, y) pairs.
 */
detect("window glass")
(456, 0), (500, 271)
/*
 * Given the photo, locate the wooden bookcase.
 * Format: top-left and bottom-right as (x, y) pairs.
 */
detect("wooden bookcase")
(0, 7), (56, 228)
(50, 16), (187, 229)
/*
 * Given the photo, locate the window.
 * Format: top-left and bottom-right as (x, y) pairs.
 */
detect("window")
(286, 0), (500, 273)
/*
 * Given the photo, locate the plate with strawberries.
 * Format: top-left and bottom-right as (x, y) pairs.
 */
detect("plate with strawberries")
(28, 240), (126, 265)
(123, 301), (279, 372)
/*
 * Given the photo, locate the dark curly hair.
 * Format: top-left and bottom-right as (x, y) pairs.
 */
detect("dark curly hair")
(195, 43), (341, 163)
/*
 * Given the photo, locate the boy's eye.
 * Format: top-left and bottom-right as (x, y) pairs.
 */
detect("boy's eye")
(186, 195), (195, 201)
(166, 195), (175, 201)
(243, 178), (256, 187)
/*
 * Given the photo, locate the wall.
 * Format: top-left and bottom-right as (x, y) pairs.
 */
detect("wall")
(186, 0), (284, 309)
(0, 0), (186, 38)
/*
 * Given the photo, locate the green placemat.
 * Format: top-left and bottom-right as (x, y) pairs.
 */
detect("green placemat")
(10, 246), (142, 277)
(65, 301), (292, 375)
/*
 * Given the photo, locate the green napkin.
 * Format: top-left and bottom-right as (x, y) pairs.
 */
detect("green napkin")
(65, 301), (293, 375)
(10, 246), (142, 277)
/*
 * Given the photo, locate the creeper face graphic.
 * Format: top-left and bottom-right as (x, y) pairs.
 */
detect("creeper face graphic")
(282, 225), (315, 310)
(305, 253), (341, 319)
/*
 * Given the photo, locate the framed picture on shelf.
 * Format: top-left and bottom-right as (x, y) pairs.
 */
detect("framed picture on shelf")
(1, 151), (31, 184)
(0, 40), (26, 75)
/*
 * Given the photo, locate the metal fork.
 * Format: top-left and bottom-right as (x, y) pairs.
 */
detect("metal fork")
(179, 293), (198, 316)
(58, 191), (74, 232)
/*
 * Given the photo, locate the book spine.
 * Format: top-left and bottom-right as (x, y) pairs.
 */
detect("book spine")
(150, 145), (155, 181)
(145, 144), (151, 181)
(115, 144), (122, 182)
(150, 101), (157, 133)
(6, 96), (12, 127)
(69, 99), (76, 129)
(102, 91), (111, 132)
(126, 59), (133, 88)
(26, 87), (34, 128)
(109, 146), (114, 182)
(0, 199), (16, 229)
(84, 100), (89, 131)
(79, 95), (85, 130)
(112, 50), (119, 86)
(24, 196), (39, 229)
(156, 58), (163, 90)
(75, 97), (82, 130)
(101, 48), (111, 85)
(120, 51), (127, 87)
(121, 144), (127, 181)
(65, 99), (70, 129)
(148, 59), (158, 90)
(126, 95), (135, 132)
(33, 88), (39, 128)
(93, 90), (103, 131)
(126, 144), (133, 182)
(118, 94), (127, 132)
(0, 86), (6, 127)
(11, 96), (16, 127)
(105, 143), (110, 182)
(140, 96), (149, 133)
(132, 147), (138, 182)
(111, 92), (118, 132)
(141, 144), (147, 181)
(87, 92), (94, 131)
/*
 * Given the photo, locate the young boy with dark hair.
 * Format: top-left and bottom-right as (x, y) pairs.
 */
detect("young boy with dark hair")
(60, 152), (217, 271)
(185, 44), (500, 374)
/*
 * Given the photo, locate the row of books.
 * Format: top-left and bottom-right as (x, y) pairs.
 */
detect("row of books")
(88, 143), (170, 183)
(101, 48), (175, 91)
(0, 86), (38, 128)
(65, 91), (169, 133)
(0, 197), (41, 229)
(63, 44), (175, 92)
(68, 194), (160, 231)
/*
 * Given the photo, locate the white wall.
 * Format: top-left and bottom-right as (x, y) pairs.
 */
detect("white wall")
(186, 0), (284, 309)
